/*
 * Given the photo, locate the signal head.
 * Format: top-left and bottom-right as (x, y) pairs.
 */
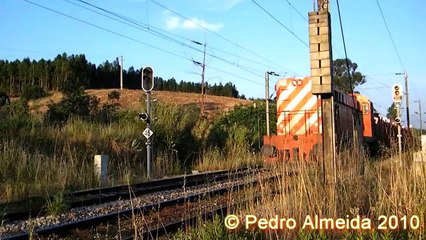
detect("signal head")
(142, 66), (154, 92)
(394, 117), (401, 124)
(139, 112), (150, 123)
(392, 83), (403, 103)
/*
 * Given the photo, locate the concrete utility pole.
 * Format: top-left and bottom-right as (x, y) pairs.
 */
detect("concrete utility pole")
(120, 56), (123, 90)
(265, 72), (270, 137)
(414, 100), (423, 137)
(265, 71), (279, 137)
(192, 41), (207, 117)
(404, 72), (410, 129)
(201, 43), (206, 117)
(309, 0), (336, 216)
(396, 72), (410, 128)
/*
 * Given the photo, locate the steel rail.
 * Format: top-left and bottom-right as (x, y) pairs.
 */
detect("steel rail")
(1, 167), (259, 222)
(3, 171), (270, 240)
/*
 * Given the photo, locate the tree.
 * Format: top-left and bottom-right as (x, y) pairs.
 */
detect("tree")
(386, 102), (397, 120)
(333, 58), (366, 92)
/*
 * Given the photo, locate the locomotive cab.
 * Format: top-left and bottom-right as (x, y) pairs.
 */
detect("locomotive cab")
(263, 77), (322, 162)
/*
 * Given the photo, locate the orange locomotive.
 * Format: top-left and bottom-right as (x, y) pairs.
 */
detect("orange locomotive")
(262, 76), (409, 162)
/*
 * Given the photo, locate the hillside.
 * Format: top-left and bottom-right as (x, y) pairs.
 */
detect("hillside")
(27, 89), (252, 117)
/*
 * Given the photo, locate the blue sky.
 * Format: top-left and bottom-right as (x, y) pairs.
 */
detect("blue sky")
(1, 0), (425, 127)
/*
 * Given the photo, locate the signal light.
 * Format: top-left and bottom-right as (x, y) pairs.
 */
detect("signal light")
(394, 117), (401, 124)
(141, 66), (154, 92)
(139, 112), (150, 123)
(392, 84), (403, 103)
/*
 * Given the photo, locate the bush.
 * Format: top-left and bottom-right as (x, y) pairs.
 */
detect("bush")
(207, 102), (275, 152)
(0, 99), (34, 136)
(0, 90), (10, 107)
(107, 90), (120, 101)
(46, 87), (100, 124)
(21, 85), (47, 100)
(3, 99), (29, 118)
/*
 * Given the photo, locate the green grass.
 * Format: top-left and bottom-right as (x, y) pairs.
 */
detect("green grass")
(0, 99), (264, 203)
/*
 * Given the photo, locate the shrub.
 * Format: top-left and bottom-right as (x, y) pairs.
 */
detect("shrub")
(46, 87), (100, 124)
(0, 90), (10, 107)
(107, 90), (120, 101)
(21, 85), (47, 100)
(3, 99), (29, 118)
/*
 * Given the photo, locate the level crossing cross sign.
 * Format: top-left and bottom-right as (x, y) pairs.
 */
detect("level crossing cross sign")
(143, 127), (153, 139)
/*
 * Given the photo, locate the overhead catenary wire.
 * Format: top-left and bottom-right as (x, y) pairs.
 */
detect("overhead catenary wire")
(335, 0), (354, 95)
(23, 0), (187, 61)
(150, 0), (301, 75)
(23, 0), (264, 87)
(284, 0), (308, 22)
(375, 0), (420, 101)
(251, 0), (309, 47)
(375, 0), (406, 71)
(66, 0), (263, 78)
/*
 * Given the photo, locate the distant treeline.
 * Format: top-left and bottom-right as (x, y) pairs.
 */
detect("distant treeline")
(0, 53), (244, 98)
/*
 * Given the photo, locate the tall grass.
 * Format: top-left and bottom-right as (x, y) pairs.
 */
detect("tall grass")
(0, 98), (243, 203)
(180, 148), (425, 239)
(0, 109), (190, 202)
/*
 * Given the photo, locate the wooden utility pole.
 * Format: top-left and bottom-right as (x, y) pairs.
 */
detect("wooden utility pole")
(309, 0), (336, 216)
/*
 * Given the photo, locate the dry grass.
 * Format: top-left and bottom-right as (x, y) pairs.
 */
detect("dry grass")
(194, 148), (262, 171)
(26, 89), (251, 118)
(181, 149), (426, 239)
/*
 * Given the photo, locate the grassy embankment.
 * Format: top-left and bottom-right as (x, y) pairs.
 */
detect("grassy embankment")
(176, 148), (426, 239)
(0, 89), (261, 203)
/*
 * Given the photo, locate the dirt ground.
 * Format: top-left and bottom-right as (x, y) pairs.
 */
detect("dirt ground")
(27, 89), (252, 117)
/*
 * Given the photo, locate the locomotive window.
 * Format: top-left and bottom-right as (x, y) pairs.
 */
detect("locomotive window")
(362, 103), (369, 114)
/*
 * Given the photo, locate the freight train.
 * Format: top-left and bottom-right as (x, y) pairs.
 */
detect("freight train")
(262, 77), (415, 162)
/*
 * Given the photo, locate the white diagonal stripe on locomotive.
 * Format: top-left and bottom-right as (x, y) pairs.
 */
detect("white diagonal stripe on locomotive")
(276, 80), (298, 107)
(276, 80), (314, 135)
(276, 80), (311, 125)
(293, 96), (319, 135)
(286, 95), (318, 135)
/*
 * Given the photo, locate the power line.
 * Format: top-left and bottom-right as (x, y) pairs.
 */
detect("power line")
(284, 0), (308, 22)
(251, 0), (308, 47)
(375, 0), (406, 71)
(335, 0), (353, 95)
(150, 0), (301, 75)
(364, 75), (391, 88)
(208, 45), (281, 72)
(65, 0), (263, 78)
(24, 0), (187, 60)
(23, 0), (264, 86)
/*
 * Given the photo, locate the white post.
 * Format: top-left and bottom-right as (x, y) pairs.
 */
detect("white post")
(120, 56), (123, 90)
(94, 155), (108, 186)
(265, 72), (270, 136)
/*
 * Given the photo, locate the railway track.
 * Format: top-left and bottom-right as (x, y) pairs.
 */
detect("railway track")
(0, 168), (252, 222)
(1, 167), (272, 239)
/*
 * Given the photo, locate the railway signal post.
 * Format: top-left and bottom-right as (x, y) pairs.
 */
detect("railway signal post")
(309, 0), (336, 216)
(141, 66), (155, 181)
(392, 83), (403, 161)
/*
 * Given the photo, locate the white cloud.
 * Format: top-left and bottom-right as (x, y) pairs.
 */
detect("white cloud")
(165, 16), (223, 32)
(187, 0), (244, 11)
(166, 16), (181, 30)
